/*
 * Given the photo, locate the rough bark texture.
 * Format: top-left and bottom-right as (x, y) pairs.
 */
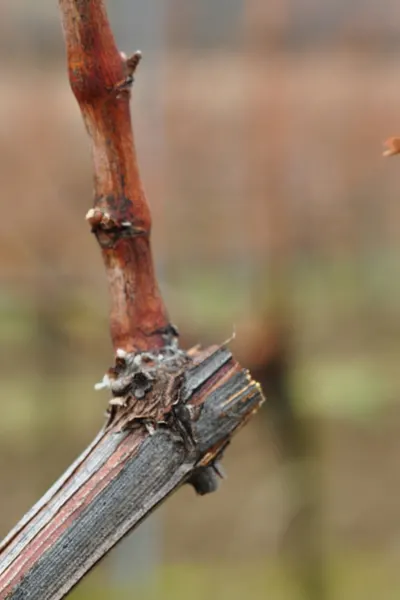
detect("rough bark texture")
(0, 1), (265, 598)
(0, 347), (263, 600)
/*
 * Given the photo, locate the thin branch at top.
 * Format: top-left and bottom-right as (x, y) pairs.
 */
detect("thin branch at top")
(59, 0), (172, 353)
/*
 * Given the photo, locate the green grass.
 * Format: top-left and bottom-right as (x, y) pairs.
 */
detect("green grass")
(69, 555), (400, 600)
(293, 355), (397, 420)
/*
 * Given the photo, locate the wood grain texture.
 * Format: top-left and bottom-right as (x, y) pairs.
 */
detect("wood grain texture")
(0, 347), (264, 600)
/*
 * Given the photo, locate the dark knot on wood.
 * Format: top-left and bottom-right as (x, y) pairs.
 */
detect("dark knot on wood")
(94, 344), (257, 495)
(103, 343), (190, 434)
(86, 207), (148, 250)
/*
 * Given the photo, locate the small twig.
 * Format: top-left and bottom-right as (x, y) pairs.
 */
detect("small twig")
(112, 50), (142, 95)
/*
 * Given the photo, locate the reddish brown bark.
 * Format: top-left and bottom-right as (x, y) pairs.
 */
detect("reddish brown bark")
(59, 0), (171, 352)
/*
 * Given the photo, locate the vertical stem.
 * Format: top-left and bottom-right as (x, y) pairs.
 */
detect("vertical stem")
(59, 0), (173, 352)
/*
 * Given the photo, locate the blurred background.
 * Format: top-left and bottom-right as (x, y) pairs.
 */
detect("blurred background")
(1, 0), (400, 598)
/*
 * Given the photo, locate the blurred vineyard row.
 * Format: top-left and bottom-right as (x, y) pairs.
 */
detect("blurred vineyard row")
(2, 2), (400, 598)
(1, 50), (400, 357)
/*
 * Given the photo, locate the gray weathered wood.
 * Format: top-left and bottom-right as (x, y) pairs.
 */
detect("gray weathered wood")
(0, 346), (264, 600)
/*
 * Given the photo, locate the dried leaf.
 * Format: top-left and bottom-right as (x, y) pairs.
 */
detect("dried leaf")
(383, 137), (400, 157)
